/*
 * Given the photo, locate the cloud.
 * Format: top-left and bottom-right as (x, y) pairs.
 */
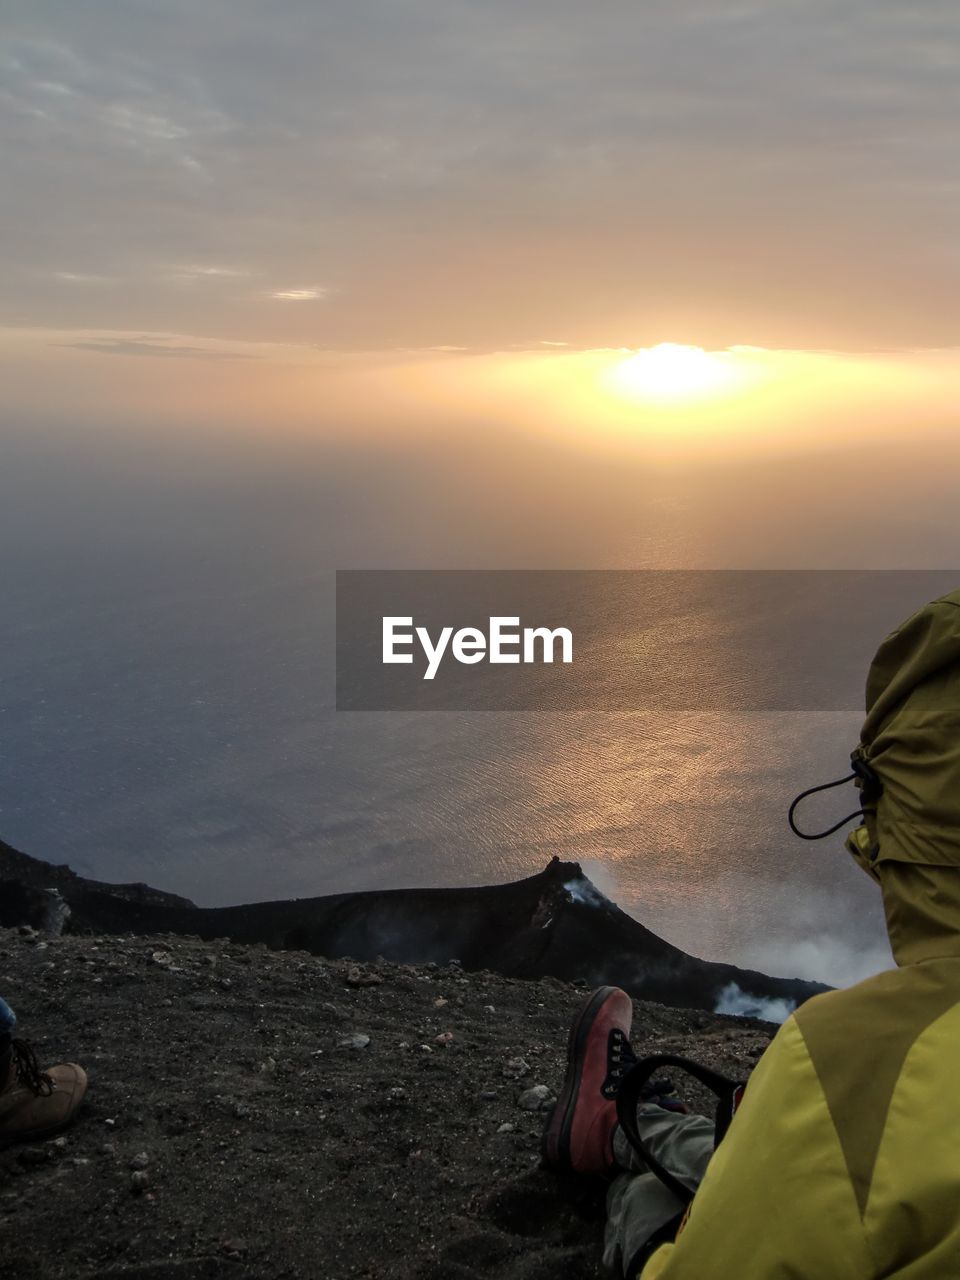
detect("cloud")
(51, 271), (112, 284)
(1, 5), (959, 350)
(175, 265), (248, 279)
(60, 337), (251, 361)
(104, 104), (189, 142)
(269, 288), (328, 302)
(164, 264), (251, 285)
(33, 80), (75, 97)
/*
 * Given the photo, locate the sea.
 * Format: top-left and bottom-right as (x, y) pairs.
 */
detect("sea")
(1, 419), (956, 990)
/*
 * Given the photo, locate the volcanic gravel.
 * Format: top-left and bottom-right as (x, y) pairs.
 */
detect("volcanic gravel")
(0, 928), (775, 1280)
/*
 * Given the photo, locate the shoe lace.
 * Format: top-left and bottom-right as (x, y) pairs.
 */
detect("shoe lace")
(11, 1039), (54, 1097)
(602, 1027), (638, 1099)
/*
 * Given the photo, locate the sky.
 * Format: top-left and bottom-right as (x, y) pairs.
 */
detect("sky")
(2, 2), (959, 388)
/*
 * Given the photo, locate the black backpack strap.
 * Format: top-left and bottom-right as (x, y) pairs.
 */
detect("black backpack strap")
(616, 1054), (747, 1205)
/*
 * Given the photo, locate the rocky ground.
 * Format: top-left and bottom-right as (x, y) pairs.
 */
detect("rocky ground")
(0, 927), (775, 1280)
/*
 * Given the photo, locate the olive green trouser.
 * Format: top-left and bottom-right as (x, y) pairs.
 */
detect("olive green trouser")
(603, 1104), (715, 1278)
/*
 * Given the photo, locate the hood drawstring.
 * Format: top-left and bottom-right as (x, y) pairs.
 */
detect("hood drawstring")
(788, 753), (883, 841)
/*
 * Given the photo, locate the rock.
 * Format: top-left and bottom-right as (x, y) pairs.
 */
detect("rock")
(151, 950), (173, 967)
(337, 1033), (371, 1050)
(345, 966), (383, 988)
(479, 1090), (498, 1103)
(502, 1057), (530, 1080)
(18, 1146), (50, 1166)
(496, 1122), (516, 1134)
(130, 1170), (150, 1192)
(435, 1031), (455, 1046)
(433, 997), (448, 1008)
(129, 1152), (150, 1171)
(258, 1056), (278, 1075)
(517, 1084), (555, 1112)
(41, 890), (70, 938)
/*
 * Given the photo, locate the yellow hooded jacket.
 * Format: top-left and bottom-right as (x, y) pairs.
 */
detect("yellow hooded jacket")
(642, 590), (960, 1279)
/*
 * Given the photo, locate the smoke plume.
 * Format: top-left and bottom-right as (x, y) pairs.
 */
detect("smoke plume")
(714, 982), (795, 1025)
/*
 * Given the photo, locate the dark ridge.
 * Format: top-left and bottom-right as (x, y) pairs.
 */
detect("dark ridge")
(0, 838), (829, 1011)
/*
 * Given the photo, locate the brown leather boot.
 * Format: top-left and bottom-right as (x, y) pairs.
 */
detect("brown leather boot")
(0, 1037), (88, 1145)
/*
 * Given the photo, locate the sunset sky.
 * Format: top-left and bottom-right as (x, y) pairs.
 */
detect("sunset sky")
(3, 1), (959, 453)
(2, 3), (958, 972)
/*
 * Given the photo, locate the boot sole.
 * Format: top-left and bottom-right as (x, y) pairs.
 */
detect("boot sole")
(542, 984), (623, 1171)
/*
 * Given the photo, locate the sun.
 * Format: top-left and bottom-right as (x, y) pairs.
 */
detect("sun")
(605, 343), (741, 405)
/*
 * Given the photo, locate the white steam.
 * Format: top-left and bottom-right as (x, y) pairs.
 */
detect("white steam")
(737, 935), (894, 989)
(714, 982), (795, 1025)
(563, 877), (612, 909)
(578, 859), (621, 901)
(563, 857), (621, 908)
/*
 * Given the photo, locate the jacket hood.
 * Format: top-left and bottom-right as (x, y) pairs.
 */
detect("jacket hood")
(845, 589), (960, 963)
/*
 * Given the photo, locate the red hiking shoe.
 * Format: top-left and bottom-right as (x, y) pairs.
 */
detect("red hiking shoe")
(542, 985), (634, 1174)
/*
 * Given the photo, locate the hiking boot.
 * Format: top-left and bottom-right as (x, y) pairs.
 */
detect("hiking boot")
(542, 985), (634, 1174)
(0, 1038), (88, 1146)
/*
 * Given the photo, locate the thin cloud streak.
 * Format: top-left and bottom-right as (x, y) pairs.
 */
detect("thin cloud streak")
(269, 288), (329, 302)
(60, 338), (252, 360)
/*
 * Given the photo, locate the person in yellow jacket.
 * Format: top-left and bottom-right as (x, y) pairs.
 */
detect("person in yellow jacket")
(544, 588), (960, 1278)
